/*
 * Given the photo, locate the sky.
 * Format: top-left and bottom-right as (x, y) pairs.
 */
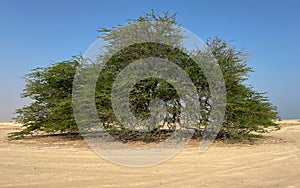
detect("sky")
(0, 0), (300, 121)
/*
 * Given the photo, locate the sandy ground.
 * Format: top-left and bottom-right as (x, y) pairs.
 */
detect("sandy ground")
(0, 120), (299, 188)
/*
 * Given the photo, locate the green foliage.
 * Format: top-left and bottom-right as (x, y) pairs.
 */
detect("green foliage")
(207, 38), (280, 140)
(12, 11), (279, 141)
(94, 42), (206, 132)
(10, 60), (79, 138)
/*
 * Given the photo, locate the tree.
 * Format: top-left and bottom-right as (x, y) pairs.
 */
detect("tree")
(11, 11), (279, 141)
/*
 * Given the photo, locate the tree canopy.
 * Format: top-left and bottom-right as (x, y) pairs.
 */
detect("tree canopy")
(11, 60), (79, 138)
(11, 11), (279, 141)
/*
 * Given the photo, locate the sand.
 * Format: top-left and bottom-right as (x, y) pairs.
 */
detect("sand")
(0, 120), (299, 187)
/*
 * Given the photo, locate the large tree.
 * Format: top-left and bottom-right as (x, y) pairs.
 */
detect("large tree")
(11, 11), (279, 140)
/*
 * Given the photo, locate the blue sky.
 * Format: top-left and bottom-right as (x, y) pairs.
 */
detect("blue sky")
(1, 0), (300, 120)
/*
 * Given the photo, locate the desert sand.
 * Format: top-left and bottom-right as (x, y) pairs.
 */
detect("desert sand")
(0, 120), (299, 187)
